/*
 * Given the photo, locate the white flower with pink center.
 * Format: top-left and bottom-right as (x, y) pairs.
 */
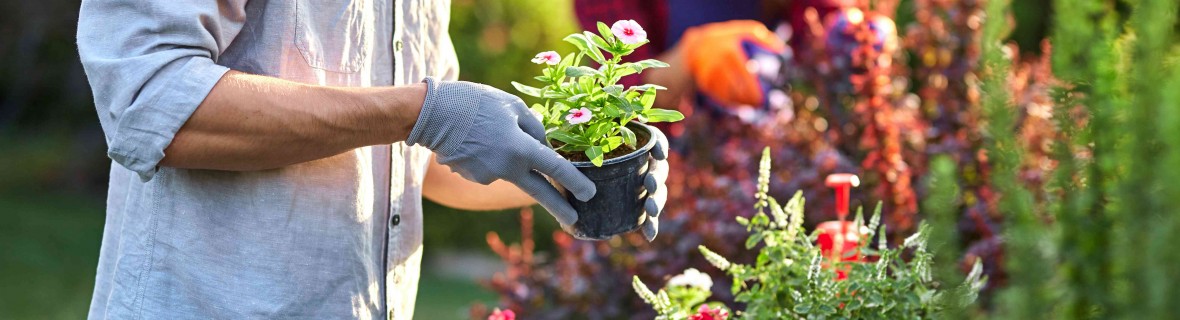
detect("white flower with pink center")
(611, 20), (647, 45)
(566, 107), (593, 125)
(531, 51), (560, 65)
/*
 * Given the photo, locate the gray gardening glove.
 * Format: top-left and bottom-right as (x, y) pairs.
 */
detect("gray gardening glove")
(640, 125), (670, 241)
(407, 77), (596, 227)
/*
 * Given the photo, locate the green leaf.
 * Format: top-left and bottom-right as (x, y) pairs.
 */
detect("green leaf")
(624, 90), (641, 100)
(511, 81), (543, 98)
(638, 59), (669, 68)
(547, 131), (588, 146)
(624, 59), (670, 74)
(746, 231), (765, 249)
(565, 93), (588, 102)
(586, 147), (605, 167)
(551, 100), (572, 114)
(578, 76), (595, 91)
(529, 103), (547, 118)
(551, 53), (576, 80)
(565, 66), (602, 77)
(601, 105), (623, 118)
(643, 108), (685, 123)
(541, 90), (569, 99)
(631, 84), (668, 91)
(585, 31), (611, 52)
(612, 95), (635, 113)
(619, 126), (637, 147)
(563, 33), (606, 64)
(558, 52), (576, 69)
(613, 67), (637, 79)
(563, 33), (590, 51)
(603, 136), (623, 152)
(587, 122), (611, 138)
(596, 21), (614, 43)
(533, 76), (550, 82)
(845, 296), (863, 310)
(603, 84), (624, 97)
(639, 89), (657, 111)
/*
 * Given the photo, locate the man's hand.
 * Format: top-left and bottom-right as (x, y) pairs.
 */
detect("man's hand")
(407, 77), (596, 227)
(639, 125), (670, 241)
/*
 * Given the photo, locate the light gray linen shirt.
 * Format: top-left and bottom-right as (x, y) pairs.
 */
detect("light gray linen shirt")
(77, 0), (459, 318)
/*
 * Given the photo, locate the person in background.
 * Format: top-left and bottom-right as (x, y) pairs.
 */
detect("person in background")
(574, 0), (852, 125)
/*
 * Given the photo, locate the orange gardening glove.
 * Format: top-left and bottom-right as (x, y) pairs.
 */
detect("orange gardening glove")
(679, 20), (787, 106)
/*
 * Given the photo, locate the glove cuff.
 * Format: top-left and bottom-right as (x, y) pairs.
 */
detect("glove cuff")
(406, 77), (480, 155)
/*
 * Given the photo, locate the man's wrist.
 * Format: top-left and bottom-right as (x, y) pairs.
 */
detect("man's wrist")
(365, 82), (427, 145)
(404, 78), (479, 154)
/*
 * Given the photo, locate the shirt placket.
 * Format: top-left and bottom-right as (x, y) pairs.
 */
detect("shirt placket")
(385, 145), (404, 320)
(385, 0), (405, 319)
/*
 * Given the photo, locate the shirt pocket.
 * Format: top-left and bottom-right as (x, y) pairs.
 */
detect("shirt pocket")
(294, 0), (373, 73)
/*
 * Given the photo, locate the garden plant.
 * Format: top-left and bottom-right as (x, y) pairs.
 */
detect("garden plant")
(633, 148), (986, 319)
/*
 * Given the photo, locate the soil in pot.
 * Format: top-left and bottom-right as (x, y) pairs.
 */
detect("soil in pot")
(554, 123), (655, 240)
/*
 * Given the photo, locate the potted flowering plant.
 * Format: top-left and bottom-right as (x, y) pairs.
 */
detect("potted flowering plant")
(513, 20), (685, 240)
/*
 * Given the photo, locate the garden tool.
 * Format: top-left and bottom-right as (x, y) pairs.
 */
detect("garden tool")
(816, 173), (863, 279)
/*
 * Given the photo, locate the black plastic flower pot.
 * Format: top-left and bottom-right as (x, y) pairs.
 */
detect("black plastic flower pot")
(557, 122), (656, 240)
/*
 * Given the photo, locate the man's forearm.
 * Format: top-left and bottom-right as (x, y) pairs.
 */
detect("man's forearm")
(422, 156), (536, 210)
(161, 70), (426, 171)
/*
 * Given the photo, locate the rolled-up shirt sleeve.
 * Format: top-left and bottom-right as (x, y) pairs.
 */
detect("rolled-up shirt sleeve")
(78, 0), (246, 181)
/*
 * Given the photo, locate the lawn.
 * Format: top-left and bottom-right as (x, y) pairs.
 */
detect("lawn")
(0, 192), (103, 319)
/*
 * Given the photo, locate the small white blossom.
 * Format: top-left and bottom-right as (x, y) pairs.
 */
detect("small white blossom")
(666, 268), (713, 290)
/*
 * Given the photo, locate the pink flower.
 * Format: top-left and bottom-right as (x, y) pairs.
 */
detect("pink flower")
(566, 107), (593, 124)
(611, 20), (648, 45)
(531, 51), (560, 65)
(688, 305), (730, 320)
(488, 308), (515, 320)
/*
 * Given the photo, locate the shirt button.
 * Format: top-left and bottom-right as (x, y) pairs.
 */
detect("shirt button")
(395, 41), (403, 52)
(390, 214), (401, 227)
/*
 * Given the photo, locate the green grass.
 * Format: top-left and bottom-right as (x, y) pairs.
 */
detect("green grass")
(0, 192), (104, 319)
(415, 272), (498, 320)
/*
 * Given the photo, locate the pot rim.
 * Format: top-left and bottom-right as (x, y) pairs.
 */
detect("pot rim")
(568, 121), (656, 168)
